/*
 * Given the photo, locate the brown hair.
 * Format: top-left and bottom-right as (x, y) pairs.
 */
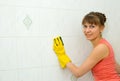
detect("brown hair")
(82, 12), (106, 26)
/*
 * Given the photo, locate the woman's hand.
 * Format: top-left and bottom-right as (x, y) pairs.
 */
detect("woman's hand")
(53, 36), (71, 69)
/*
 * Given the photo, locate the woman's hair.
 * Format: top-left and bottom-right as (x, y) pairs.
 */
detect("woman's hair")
(82, 12), (106, 26)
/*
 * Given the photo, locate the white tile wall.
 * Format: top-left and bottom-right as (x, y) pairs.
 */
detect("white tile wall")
(16, 37), (43, 68)
(0, 0), (120, 81)
(0, 6), (16, 36)
(0, 70), (18, 81)
(18, 68), (43, 81)
(0, 38), (17, 70)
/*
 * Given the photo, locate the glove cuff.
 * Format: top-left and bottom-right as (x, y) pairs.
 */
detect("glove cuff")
(58, 54), (71, 68)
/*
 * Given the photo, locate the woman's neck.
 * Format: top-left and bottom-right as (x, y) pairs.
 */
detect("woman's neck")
(91, 37), (103, 47)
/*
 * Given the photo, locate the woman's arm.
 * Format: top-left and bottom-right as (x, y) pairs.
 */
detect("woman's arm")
(66, 44), (109, 78)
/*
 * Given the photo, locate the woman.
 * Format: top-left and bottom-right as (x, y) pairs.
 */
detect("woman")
(53, 12), (120, 81)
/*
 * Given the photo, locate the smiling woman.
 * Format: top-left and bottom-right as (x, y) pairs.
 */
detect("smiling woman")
(53, 12), (120, 81)
(82, 12), (106, 41)
(82, 23), (103, 41)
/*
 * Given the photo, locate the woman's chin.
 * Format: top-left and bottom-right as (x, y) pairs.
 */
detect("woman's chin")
(86, 37), (93, 41)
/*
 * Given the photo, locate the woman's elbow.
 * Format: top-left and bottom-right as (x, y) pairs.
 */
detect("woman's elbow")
(74, 74), (81, 78)
(73, 69), (83, 78)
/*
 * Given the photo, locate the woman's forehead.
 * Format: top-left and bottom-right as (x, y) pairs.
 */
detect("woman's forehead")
(83, 23), (96, 26)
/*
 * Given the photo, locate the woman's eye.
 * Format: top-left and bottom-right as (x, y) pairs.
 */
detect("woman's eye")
(83, 25), (87, 28)
(90, 25), (95, 28)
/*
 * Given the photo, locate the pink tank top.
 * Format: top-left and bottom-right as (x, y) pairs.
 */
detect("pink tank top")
(92, 38), (120, 81)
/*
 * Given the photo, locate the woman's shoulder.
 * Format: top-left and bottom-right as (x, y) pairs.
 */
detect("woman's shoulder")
(99, 38), (112, 51)
(93, 43), (109, 58)
(95, 43), (109, 53)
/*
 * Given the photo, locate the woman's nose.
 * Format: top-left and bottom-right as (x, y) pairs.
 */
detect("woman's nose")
(85, 27), (91, 32)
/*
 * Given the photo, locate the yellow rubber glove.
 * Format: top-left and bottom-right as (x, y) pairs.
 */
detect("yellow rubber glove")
(53, 36), (71, 68)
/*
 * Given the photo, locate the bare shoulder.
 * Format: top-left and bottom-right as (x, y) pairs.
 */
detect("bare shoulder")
(85, 43), (109, 62)
(92, 43), (109, 59)
(95, 43), (109, 51)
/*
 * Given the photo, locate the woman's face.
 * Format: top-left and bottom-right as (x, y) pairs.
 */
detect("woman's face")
(83, 23), (103, 41)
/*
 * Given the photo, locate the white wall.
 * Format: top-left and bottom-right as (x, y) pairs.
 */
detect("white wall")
(0, 0), (120, 81)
